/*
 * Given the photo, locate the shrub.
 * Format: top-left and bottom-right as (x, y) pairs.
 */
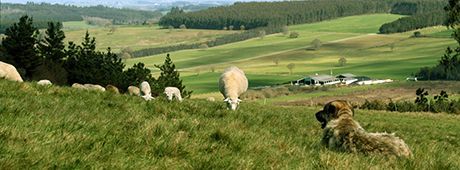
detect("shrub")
(360, 100), (387, 110)
(311, 38), (321, 50)
(289, 32), (299, 38)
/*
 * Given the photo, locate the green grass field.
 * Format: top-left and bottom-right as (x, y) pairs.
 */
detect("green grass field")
(124, 14), (456, 95)
(0, 80), (459, 169)
(62, 21), (98, 30)
(64, 23), (236, 53)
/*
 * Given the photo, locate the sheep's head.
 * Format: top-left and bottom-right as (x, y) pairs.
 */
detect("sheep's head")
(224, 98), (241, 110)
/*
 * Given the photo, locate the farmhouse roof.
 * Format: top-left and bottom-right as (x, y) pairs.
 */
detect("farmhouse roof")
(336, 73), (356, 78)
(310, 75), (336, 82)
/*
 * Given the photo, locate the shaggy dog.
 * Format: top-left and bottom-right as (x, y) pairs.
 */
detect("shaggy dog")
(315, 100), (412, 157)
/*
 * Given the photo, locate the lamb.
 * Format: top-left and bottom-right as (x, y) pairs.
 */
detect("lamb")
(127, 86), (141, 96)
(37, 79), (52, 86)
(218, 66), (248, 110)
(0, 61), (23, 82)
(164, 87), (183, 102)
(140, 81), (154, 101)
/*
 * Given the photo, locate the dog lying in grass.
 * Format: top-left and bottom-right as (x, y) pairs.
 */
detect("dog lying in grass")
(315, 100), (412, 157)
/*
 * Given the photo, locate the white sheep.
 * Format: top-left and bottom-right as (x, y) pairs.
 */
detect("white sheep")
(140, 81), (154, 101)
(164, 87), (183, 102)
(71, 83), (105, 92)
(71, 83), (85, 89)
(37, 79), (52, 86)
(84, 84), (106, 92)
(0, 61), (23, 82)
(127, 86), (141, 96)
(218, 66), (248, 110)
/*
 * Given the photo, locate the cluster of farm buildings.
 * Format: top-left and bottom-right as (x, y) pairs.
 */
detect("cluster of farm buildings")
(290, 73), (393, 86)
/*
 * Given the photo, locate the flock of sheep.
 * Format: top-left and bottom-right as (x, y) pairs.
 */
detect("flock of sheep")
(1, 61), (248, 109)
(3, 60), (415, 157)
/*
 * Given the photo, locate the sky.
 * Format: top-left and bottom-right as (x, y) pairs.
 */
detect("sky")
(2, 0), (272, 3)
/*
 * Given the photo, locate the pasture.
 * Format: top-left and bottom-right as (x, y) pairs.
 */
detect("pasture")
(124, 14), (456, 95)
(63, 23), (236, 53)
(0, 80), (459, 169)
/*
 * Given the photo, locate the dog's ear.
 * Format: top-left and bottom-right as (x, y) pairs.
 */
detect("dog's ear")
(325, 103), (338, 117)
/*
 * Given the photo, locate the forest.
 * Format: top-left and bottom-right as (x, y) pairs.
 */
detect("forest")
(0, 2), (162, 33)
(379, 1), (447, 33)
(159, 0), (446, 33)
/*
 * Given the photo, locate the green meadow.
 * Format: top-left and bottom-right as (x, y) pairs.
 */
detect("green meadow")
(0, 80), (459, 169)
(124, 14), (456, 95)
(63, 22), (235, 53)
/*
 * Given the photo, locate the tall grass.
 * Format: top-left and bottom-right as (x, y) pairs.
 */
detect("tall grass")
(0, 80), (459, 169)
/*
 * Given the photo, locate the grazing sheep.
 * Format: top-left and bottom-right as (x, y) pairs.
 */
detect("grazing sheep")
(71, 83), (86, 89)
(206, 97), (215, 102)
(71, 83), (105, 92)
(164, 87), (183, 102)
(315, 100), (412, 157)
(84, 84), (106, 92)
(219, 66), (248, 110)
(106, 84), (119, 94)
(37, 79), (52, 86)
(140, 81), (154, 101)
(0, 61), (23, 82)
(127, 86), (141, 96)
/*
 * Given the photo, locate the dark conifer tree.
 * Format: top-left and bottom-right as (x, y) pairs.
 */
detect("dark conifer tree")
(154, 53), (192, 98)
(37, 22), (66, 63)
(1, 15), (41, 79)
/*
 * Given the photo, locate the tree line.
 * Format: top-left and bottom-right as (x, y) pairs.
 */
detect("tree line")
(415, 0), (460, 81)
(379, 1), (447, 34)
(158, 0), (445, 31)
(0, 2), (162, 33)
(0, 15), (191, 97)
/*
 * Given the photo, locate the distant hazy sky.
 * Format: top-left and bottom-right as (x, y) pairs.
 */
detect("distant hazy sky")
(2, 0), (273, 3)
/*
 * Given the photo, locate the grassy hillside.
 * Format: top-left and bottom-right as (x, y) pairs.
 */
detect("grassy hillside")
(124, 14), (456, 94)
(288, 14), (403, 33)
(64, 25), (236, 53)
(0, 80), (459, 168)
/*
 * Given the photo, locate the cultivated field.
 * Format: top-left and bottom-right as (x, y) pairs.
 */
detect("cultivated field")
(63, 22), (236, 53)
(0, 80), (459, 169)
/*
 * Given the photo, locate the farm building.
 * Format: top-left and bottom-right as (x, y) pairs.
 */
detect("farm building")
(336, 73), (358, 85)
(292, 74), (340, 86)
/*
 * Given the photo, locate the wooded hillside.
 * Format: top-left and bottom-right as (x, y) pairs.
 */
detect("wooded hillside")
(0, 2), (162, 33)
(159, 0), (446, 32)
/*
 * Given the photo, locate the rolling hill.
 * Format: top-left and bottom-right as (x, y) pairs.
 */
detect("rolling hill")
(0, 79), (459, 169)
(125, 14), (457, 94)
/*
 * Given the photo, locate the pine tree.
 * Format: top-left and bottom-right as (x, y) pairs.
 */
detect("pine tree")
(81, 30), (96, 55)
(65, 32), (125, 86)
(1, 15), (41, 79)
(154, 54), (192, 98)
(37, 22), (66, 63)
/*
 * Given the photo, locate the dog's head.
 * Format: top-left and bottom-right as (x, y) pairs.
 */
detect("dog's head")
(315, 100), (354, 129)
